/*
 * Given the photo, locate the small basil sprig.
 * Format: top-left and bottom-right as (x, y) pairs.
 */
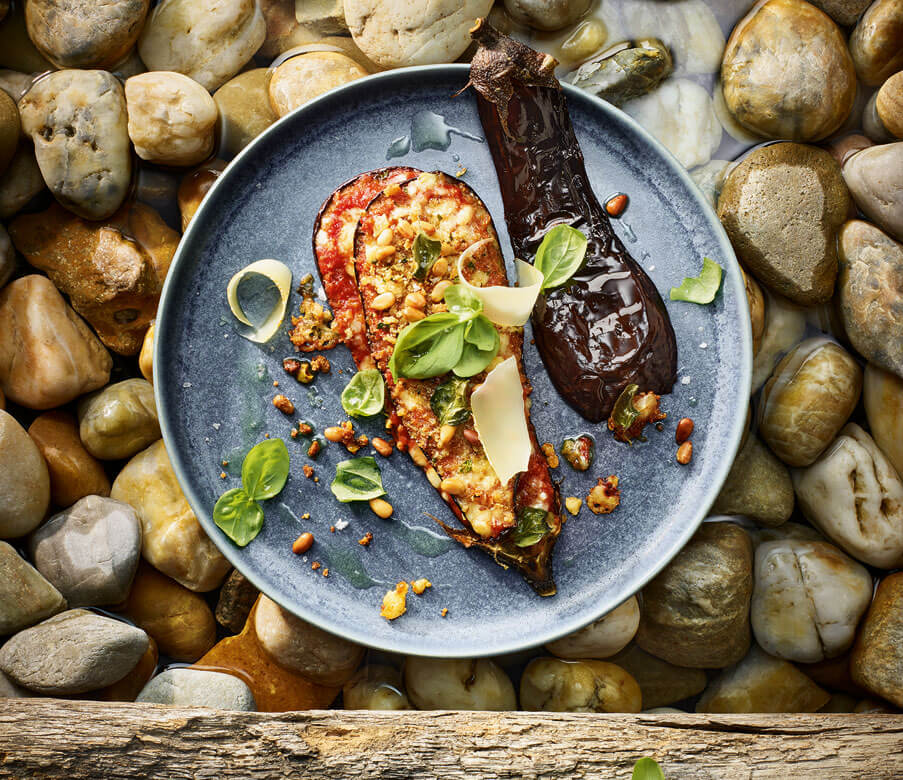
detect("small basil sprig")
(669, 257), (723, 304)
(389, 284), (499, 381)
(412, 232), (442, 280)
(341, 368), (385, 418)
(631, 758), (665, 780)
(510, 507), (550, 547)
(430, 377), (471, 425)
(535, 224), (588, 291)
(213, 439), (289, 547)
(331, 456), (386, 502)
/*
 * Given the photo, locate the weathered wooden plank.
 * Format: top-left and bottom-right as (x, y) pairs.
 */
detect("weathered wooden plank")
(1, 701), (902, 779)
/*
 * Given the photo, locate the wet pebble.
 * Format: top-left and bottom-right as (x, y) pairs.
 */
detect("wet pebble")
(0, 541), (66, 635)
(78, 379), (161, 461)
(842, 142), (903, 242)
(268, 52), (367, 118)
(0, 408), (50, 538)
(137, 667), (256, 710)
(849, 0), (903, 86)
(404, 657), (516, 710)
(519, 657), (642, 712)
(851, 572), (903, 708)
(214, 69), (277, 158)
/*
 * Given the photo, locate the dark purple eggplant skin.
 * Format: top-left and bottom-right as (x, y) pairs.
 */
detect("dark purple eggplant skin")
(469, 22), (678, 422)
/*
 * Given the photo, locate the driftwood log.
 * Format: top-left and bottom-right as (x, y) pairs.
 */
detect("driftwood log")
(1, 701), (903, 778)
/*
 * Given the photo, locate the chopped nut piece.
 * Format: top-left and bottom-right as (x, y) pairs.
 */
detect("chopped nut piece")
(322, 568), (329, 577)
(608, 385), (666, 444)
(311, 561), (321, 570)
(380, 581), (408, 620)
(289, 275), (338, 352)
(541, 442), (559, 468)
(292, 532), (314, 554)
(587, 475), (621, 515)
(302, 464), (314, 478)
(219, 471), (227, 479)
(441, 608), (448, 618)
(456, 166), (467, 177)
(301, 513), (310, 520)
(565, 496), (582, 515)
(283, 357), (315, 383)
(307, 440), (321, 458)
(272, 394), (295, 414)
(297, 422), (313, 436)
(273, 381), (279, 387)
(310, 355), (330, 374)
(358, 532), (373, 546)
(675, 417), (694, 444)
(561, 435), (594, 471)
(676, 441), (693, 465)
(411, 578), (432, 595)
(329, 525), (335, 533)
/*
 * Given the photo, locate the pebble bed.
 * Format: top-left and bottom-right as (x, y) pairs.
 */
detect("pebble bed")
(0, 0), (902, 717)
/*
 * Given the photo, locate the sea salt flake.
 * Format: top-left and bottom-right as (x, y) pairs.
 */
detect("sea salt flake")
(212, 423), (221, 430)
(334, 519), (349, 530)
(681, 376), (692, 385)
(183, 382), (192, 388)
(699, 342), (708, 349)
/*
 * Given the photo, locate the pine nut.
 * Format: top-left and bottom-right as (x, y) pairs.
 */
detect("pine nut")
(440, 476), (466, 495)
(371, 292), (396, 311)
(675, 418), (694, 444)
(367, 245), (396, 263)
(431, 258), (448, 278)
(439, 424), (457, 447)
(369, 497), (393, 518)
(403, 306), (425, 322)
(377, 228), (394, 246)
(463, 428), (481, 445)
(426, 468), (441, 488)
(372, 437), (393, 457)
(324, 426), (345, 442)
(430, 279), (453, 302)
(409, 445), (428, 467)
(676, 441), (693, 465)
(404, 292), (426, 309)
(605, 193), (628, 217)
(457, 205), (474, 224)
(292, 532), (314, 554)
(415, 220), (435, 234)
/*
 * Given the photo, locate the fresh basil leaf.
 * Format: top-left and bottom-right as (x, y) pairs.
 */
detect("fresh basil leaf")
(534, 224), (588, 290)
(669, 257), (723, 304)
(511, 506), (550, 547)
(412, 232), (441, 280)
(389, 312), (465, 380)
(631, 758), (665, 780)
(444, 284), (483, 319)
(341, 368), (385, 418)
(331, 456), (386, 503)
(241, 438), (290, 500)
(453, 316), (500, 378)
(213, 488), (264, 547)
(430, 377), (472, 425)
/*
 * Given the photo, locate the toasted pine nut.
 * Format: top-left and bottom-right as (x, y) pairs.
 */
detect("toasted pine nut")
(367, 245), (396, 262)
(463, 428), (480, 445)
(324, 426), (345, 442)
(376, 228), (394, 246)
(272, 394), (295, 415)
(605, 193), (628, 217)
(426, 468), (441, 488)
(403, 306), (425, 322)
(369, 497), (393, 518)
(404, 292), (426, 309)
(415, 220), (435, 234)
(409, 445), (428, 467)
(439, 424), (457, 447)
(675, 417), (694, 444)
(430, 279), (453, 302)
(431, 258), (448, 278)
(371, 292), (396, 311)
(676, 441), (693, 465)
(372, 437), (393, 457)
(292, 532), (314, 554)
(440, 476), (466, 495)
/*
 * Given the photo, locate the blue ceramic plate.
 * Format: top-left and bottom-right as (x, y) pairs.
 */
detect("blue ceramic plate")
(155, 64), (751, 658)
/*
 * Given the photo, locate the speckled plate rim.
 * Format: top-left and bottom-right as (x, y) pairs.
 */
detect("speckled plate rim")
(155, 63), (752, 657)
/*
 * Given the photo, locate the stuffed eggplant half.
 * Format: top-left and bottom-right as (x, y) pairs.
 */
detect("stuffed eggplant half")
(468, 20), (678, 422)
(314, 169), (562, 596)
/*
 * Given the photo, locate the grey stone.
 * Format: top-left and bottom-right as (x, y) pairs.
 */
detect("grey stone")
(0, 541), (66, 635)
(842, 143), (903, 244)
(838, 220), (903, 377)
(0, 409), (49, 539)
(30, 496), (142, 608)
(136, 668), (256, 710)
(717, 143), (851, 305)
(0, 609), (148, 695)
(712, 435), (794, 527)
(0, 669), (27, 698)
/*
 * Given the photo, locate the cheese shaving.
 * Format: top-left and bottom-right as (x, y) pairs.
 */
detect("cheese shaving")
(226, 259), (292, 343)
(457, 240), (543, 326)
(471, 357), (531, 486)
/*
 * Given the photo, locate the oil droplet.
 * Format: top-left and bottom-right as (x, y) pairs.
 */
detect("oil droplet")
(688, 396), (698, 407)
(620, 220), (638, 243)
(386, 135), (411, 160)
(391, 518), (455, 557)
(410, 110), (483, 152)
(325, 546), (380, 589)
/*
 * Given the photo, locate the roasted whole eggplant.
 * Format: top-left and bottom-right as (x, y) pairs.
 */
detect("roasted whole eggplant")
(468, 20), (678, 422)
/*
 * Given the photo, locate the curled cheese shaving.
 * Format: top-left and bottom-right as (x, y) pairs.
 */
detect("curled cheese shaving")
(226, 259), (293, 343)
(456, 240), (543, 327)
